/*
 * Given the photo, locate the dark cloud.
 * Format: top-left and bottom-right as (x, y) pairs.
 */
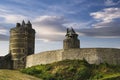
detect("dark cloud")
(79, 24), (120, 38)
(36, 34), (65, 41)
(33, 16), (67, 32)
(33, 15), (120, 40)
(32, 16), (67, 41)
(87, 7), (120, 38)
(0, 34), (9, 41)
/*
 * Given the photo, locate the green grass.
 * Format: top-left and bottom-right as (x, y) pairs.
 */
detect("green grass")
(100, 73), (120, 80)
(21, 59), (120, 80)
(0, 69), (41, 80)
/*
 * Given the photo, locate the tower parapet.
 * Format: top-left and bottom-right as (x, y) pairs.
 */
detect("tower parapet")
(9, 20), (35, 69)
(63, 28), (80, 49)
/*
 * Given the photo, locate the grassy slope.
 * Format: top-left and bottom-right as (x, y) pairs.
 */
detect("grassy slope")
(0, 69), (41, 80)
(21, 60), (120, 80)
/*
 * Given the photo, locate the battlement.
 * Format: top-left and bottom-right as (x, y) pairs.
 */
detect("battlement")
(11, 20), (35, 33)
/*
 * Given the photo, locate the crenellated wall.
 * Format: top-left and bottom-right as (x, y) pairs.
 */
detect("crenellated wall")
(26, 48), (120, 67)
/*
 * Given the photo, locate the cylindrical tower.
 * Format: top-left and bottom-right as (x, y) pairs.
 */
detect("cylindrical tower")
(63, 28), (80, 49)
(9, 21), (35, 69)
(24, 21), (35, 55)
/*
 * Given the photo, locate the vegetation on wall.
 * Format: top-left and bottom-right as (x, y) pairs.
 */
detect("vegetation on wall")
(21, 59), (120, 80)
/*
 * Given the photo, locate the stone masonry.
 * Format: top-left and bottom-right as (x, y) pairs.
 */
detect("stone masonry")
(9, 20), (35, 69)
(0, 21), (35, 69)
(26, 48), (120, 67)
(63, 28), (80, 49)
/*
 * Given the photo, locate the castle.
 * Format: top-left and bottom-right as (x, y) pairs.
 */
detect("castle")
(0, 21), (120, 69)
(0, 21), (35, 69)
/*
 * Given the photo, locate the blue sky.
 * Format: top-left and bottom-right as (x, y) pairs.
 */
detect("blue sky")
(0, 0), (120, 56)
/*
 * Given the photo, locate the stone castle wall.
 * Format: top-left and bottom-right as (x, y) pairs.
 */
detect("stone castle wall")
(62, 48), (120, 64)
(26, 50), (63, 67)
(0, 54), (12, 69)
(26, 48), (120, 67)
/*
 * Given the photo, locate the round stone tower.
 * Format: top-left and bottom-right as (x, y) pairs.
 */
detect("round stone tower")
(9, 20), (35, 69)
(63, 28), (80, 49)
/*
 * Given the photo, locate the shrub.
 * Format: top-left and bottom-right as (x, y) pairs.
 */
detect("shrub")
(21, 60), (120, 80)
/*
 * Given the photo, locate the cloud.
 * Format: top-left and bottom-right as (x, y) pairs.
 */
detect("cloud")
(0, 27), (9, 40)
(0, 6), (28, 37)
(32, 15), (94, 41)
(0, 34), (9, 41)
(32, 16), (67, 41)
(0, 14), (27, 24)
(79, 7), (120, 38)
(79, 25), (120, 38)
(0, 2), (37, 19)
(0, 15), (64, 41)
(8, 0), (32, 5)
(0, 0), (119, 41)
(1, 14), (119, 41)
(104, 0), (120, 6)
(63, 21), (92, 29)
(0, 28), (8, 35)
(0, 7), (28, 41)
(90, 8), (120, 24)
(0, 7), (10, 13)
(90, 7), (120, 28)
(92, 20), (120, 28)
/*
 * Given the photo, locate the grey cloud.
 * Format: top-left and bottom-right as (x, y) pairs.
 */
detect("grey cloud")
(1, 12), (119, 42)
(33, 15), (120, 41)
(32, 16), (67, 41)
(92, 21), (120, 28)
(36, 34), (65, 41)
(33, 16), (67, 31)
(79, 25), (120, 38)
(87, 7), (120, 38)
(104, 0), (120, 6)
(0, 34), (9, 41)
(90, 7), (120, 25)
(0, 24), (12, 41)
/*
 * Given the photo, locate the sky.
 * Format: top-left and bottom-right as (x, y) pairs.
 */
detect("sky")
(0, 0), (120, 56)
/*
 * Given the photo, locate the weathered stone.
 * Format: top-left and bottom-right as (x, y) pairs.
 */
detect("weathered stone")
(0, 21), (35, 69)
(26, 48), (120, 67)
(63, 28), (80, 49)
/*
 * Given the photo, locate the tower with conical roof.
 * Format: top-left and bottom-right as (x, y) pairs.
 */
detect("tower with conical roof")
(63, 28), (80, 49)
(9, 20), (35, 69)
